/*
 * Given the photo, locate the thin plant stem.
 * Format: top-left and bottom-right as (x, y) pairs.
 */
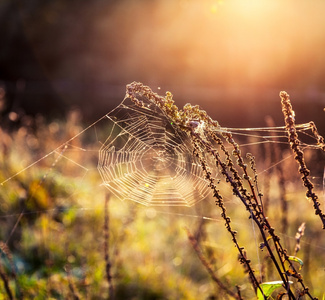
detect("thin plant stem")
(185, 227), (242, 300)
(265, 116), (288, 234)
(192, 134), (266, 298)
(104, 194), (114, 300)
(126, 83), (321, 299)
(219, 130), (314, 299)
(0, 266), (13, 300)
(65, 264), (81, 300)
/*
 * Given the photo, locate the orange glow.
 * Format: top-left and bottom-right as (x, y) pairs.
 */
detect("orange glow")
(19, 0), (325, 114)
(77, 0), (325, 91)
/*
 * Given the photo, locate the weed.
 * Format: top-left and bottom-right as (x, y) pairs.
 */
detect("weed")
(0, 83), (324, 299)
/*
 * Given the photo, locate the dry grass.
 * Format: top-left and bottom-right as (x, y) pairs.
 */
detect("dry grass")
(0, 86), (324, 299)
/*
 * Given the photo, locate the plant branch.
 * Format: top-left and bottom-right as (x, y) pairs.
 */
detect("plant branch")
(185, 227), (242, 300)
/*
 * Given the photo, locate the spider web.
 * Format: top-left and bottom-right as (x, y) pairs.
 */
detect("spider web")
(2, 88), (323, 211)
(98, 95), (211, 207)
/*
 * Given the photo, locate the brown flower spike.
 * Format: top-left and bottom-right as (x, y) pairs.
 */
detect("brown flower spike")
(280, 91), (325, 229)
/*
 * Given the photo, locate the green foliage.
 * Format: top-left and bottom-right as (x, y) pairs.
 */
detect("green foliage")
(288, 256), (304, 270)
(257, 281), (292, 300)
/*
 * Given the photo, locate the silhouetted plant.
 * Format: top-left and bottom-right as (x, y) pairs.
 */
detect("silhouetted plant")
(127, 82), (325, 299)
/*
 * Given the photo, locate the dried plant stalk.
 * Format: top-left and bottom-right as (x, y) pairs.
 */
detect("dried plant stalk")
(294, 222), (306, 256)
(104, 194), (114, 300)
(280, 91), (325, 229)
(126, 83), (321, 299)
(185, 227), (242, 300)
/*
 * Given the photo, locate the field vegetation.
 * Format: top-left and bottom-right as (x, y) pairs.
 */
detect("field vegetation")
(2, 0), (325, 298)
(0, 85), (324, 299)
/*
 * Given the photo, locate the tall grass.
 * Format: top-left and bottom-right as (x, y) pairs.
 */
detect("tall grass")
(0, 83), (324, 299)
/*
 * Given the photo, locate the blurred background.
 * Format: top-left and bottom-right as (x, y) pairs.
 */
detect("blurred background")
(1, 0), (325, 131)
(1, 1), (325, 297)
